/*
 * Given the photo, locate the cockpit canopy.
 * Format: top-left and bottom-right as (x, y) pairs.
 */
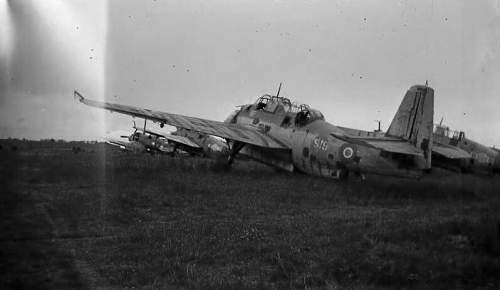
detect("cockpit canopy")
(434, 124), (465, 141)
(253, 94), (325, 126)
(254, 94), (292, 113)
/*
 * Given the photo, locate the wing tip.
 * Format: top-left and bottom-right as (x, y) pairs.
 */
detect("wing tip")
(73, 90), (84, 102)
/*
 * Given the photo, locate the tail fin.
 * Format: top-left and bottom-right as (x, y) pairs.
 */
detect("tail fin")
(386, 85), (434, 169)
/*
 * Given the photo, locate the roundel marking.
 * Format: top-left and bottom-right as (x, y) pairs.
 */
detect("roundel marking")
(343, 146), (354, 159)
(339, 143), (357, 162)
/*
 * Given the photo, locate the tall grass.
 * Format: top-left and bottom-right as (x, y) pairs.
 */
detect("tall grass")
(1, 142), (500, 289)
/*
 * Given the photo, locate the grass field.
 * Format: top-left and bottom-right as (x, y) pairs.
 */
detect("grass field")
(1, 140), (500, 289)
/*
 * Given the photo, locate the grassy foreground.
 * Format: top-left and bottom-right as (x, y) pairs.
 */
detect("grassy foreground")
(1, 141), (500, 289)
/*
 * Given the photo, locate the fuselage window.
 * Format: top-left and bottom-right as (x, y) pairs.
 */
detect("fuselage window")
(281, 116), (292, 127)
(295, 111), (311, 127)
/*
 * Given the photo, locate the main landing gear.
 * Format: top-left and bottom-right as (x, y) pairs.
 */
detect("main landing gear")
(227, 141), (245, 165)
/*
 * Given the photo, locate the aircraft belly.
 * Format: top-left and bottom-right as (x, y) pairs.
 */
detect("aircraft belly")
(239, 145), (293, 172)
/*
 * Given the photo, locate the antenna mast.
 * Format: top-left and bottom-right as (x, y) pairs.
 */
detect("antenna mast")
(276, 82), (282, 97)
(374, 120), (382, 132)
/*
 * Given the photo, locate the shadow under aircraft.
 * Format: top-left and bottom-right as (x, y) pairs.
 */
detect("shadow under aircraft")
(75, 84), (434, 179)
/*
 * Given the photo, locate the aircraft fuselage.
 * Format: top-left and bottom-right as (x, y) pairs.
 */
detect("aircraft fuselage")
(226, 96), (426, 178)
(433, 126), (500, 173)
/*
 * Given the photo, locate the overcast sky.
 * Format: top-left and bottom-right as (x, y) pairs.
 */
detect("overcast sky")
(1, 0), (500, 146)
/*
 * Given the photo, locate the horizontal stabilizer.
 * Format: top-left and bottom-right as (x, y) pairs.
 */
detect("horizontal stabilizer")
(330, 133), (423, 156)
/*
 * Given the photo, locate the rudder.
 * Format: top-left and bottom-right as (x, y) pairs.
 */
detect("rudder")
(386, 85), (434, 169)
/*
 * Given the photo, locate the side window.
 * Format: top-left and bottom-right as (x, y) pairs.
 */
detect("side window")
(256, 101), (266, 110)
(295, 111), (310, 127)
(281, 116), (292, 127)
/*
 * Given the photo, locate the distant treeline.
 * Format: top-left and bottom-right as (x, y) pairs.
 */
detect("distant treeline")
(0, 138), (105, 152)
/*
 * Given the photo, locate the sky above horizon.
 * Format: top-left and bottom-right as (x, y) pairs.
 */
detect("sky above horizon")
(1, 0), (500, 146)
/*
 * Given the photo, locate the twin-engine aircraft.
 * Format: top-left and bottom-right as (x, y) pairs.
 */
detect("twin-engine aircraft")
(104, 120), (229, 157)
(75, 84), (434, 179)
(432, 123), (500, 173)
(105, 123), (172, 154)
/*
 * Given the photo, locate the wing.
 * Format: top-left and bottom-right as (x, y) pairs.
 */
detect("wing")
(75, 91), (288, 149)
(163, 134), (201, 149)
(131, 126), (201, 149)
(133, 126), (166, 138)
(330, 133), (424, 156)
(432, 143), (471, 159)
